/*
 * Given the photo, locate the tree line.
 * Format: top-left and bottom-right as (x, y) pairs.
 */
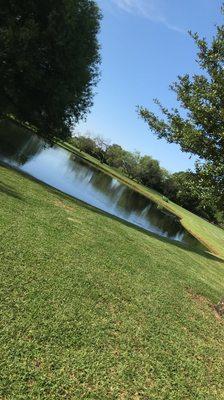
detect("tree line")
(69, 134), (224, 227)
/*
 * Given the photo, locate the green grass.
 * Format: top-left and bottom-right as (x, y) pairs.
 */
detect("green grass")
(57, 140), (224, 259)
(1, 164), (224, 399)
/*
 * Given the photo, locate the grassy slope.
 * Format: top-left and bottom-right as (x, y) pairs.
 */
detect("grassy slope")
(1, 164), (224, 399)
(58, 140), (224, 259)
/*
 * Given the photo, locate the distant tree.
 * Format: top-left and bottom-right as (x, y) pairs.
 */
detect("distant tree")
(0, 0), (101, 139)
(122, 151), (141, 179)
(74, 135), (97, 156)
(94, 136), (110, 153)
(105, 144), (125, 168)
(138, 156), (163, 191)
(161, 173), (178, 199)
(94, 135), (110, 163)
(172, 171), (221, 222)
(139, 5), (224, 207)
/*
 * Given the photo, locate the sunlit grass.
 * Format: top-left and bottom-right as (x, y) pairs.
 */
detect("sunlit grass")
(1, 164), (224, 399)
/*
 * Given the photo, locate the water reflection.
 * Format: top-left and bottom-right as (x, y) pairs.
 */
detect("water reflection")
(0, 120), (206, 250)
(0, 120), (43, 165)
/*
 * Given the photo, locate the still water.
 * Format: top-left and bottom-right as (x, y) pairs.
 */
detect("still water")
(0, 120), (206, 250)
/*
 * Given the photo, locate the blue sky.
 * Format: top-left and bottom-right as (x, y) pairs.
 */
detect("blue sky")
(77, 0), (223, 172)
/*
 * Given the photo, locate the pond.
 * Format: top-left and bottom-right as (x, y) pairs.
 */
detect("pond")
(0, 120), (206, 251)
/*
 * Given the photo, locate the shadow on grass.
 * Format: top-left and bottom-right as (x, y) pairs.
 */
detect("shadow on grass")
(0, 180), (25, 201)
(1, 162), (223, 264)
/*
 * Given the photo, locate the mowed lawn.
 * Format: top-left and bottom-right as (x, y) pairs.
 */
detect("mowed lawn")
(0, 164), (224, 399)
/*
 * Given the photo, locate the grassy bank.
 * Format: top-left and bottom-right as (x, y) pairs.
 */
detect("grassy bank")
(1, 164), (224, 399)
(57, 139), (224, 259)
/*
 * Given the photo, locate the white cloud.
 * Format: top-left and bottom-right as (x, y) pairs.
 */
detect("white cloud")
(106, 0), (185, 34)
(111, 0), (159, 18)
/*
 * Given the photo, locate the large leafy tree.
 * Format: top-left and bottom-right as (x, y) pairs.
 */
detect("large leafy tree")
(139, 6), (224, 208)
(0, 0), (101, 139)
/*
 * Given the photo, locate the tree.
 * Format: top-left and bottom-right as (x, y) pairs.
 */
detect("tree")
(105, 144), (125, 168)
(138, 155), (164, 191)
(0, 0), (101, 140)
(94, 135), (110, 163)
(122, 151), (141, 179)
(171, 171), (222, 222)
(73, 135), (97, 156)
(138, 5), (224, 208)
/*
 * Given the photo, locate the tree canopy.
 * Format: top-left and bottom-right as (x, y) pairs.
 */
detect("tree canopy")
(138, 5), (224, 208)
(0, 0), (101, 139)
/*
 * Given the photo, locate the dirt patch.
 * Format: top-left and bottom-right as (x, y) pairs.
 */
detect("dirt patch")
(213, 306), (223, 321)
(187, 288), (223, 322)
(214, 298), (224, 319)
(53, 199), (75, 213)
(34, 359), (42, 369)
(187, 290), (207, 305)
